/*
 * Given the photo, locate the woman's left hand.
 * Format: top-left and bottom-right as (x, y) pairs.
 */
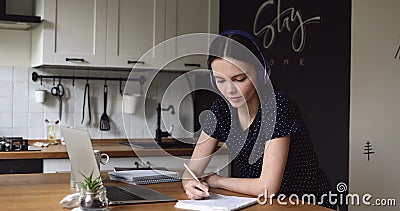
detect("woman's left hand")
(205, 173), (223, 188)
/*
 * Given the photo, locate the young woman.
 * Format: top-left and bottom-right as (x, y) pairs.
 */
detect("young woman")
(182, 30), (336, 210)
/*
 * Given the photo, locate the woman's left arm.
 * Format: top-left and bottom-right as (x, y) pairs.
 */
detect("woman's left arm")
(205, 135), (290, 197)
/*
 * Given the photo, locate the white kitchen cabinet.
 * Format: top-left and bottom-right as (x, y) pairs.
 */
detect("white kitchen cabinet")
(31, 0), (107, 67)
(164, 0), (220, 71)
(43, 154), (230, 177)
(31, 0), (219, 70)
(106, 0), (166, 69)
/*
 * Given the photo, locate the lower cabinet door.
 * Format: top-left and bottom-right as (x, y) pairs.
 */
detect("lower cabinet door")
(0, 159), (43, 174)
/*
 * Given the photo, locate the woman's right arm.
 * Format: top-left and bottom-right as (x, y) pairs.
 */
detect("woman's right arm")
(182, 131), (219, 199)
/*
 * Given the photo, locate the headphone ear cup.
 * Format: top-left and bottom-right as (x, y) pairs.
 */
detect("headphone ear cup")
(208, 62), (217, 90)
(260, 61), (272, 85)
(257, 68), (272, 86)
(255, 67), (266, 85)
(209, 70), (217, 90)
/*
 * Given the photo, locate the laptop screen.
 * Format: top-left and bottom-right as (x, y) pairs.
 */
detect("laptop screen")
(61, 127), (101, 185)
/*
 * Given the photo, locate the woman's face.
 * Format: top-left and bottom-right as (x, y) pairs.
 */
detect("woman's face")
(211, 57), (259, 108)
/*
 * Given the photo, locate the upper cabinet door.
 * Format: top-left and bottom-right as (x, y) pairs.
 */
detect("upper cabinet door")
(54, 0), (107, 67)
(32, 0), (107, 67)
(164, 0), (220, 71)
(106, 0), (166, 69)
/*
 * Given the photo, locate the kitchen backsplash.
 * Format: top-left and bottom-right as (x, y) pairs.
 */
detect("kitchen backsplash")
(0, 66), (192, 140)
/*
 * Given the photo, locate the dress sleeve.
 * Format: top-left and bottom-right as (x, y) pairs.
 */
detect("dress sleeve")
(201, 97), (230, 141)
(272, 91), (302, 139)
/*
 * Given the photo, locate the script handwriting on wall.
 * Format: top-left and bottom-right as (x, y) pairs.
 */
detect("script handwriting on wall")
(253, 0), (321, 52)
(395, 43), (400, 60)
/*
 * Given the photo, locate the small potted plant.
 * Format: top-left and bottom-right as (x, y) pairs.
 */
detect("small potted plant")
(78, 171), (108, 210)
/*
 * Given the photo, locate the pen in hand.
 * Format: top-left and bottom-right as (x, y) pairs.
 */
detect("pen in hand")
(184, 163), (210, 197)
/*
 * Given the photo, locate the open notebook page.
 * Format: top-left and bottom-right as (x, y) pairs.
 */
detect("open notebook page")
(174, 193), (258, 211)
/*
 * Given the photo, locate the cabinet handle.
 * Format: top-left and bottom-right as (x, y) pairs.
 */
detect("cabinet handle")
(127, 60), (145, 65)
(65, 58), (85, 62)
(184, 63), (201, 67)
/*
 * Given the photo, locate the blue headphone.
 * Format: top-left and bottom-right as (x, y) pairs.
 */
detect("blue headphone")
(208, 30), (270, 90)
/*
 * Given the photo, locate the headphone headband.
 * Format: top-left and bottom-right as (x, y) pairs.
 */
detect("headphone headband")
(220, 30), (267, 70)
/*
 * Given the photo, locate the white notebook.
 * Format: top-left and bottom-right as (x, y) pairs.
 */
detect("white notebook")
(108, 169), (181, 185)
(174, 193), (258, 211)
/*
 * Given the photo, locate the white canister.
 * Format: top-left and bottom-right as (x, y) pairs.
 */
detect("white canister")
(35, 90), (46, 103)
(123, 94), (143, 114)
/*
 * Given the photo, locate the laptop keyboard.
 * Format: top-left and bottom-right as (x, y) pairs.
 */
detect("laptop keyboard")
(106, 186), (145, 201)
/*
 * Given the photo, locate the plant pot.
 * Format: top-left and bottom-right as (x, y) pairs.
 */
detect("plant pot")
(79, 186), (108, 210)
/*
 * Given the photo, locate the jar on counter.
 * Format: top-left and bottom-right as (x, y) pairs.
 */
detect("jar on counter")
(47, 124), (57, 143)
(45, 119), (59, 144)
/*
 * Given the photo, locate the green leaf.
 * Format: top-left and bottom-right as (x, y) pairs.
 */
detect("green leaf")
(79, 169), (104, 192)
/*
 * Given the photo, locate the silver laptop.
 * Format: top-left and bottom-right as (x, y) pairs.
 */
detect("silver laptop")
(61, 127), (176, 205)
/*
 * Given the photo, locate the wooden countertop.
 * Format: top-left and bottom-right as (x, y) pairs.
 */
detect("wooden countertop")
(0, 139), (195, 160)
(0, 173), (333, 210)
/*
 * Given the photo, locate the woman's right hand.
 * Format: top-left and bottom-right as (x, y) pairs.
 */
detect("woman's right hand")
(183, 179), (210, 199)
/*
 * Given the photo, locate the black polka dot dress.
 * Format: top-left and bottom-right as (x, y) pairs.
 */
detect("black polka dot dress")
(202, 90), (336, 210)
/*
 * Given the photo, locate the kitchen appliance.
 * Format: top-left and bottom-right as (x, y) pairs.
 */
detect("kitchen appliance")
(0, 137), (40, 151)
(0, 137), (42, 174)
(0, 0), (41, 30)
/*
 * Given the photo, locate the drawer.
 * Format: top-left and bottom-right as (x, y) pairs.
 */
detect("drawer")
(0, 159), (42, 174)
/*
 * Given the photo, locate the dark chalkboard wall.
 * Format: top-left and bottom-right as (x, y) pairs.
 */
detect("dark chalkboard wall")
(194, 1), (350, 210)
(218, 0), (350, 210)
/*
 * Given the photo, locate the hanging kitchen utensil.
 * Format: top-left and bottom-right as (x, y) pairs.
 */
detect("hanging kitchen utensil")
(119, 79), (123, 96)
(100, 82), (110, 131)
(51, 82), (64, 121)
(81, 80), (91, 124)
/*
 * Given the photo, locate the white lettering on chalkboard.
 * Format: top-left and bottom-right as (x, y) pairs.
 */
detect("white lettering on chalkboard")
(395, 44), (400, 60)
(268, 58), (305, 66)
(253, 0), (321, 52)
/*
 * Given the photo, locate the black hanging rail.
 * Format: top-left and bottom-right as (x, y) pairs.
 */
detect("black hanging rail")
(31, 71), (146, 95)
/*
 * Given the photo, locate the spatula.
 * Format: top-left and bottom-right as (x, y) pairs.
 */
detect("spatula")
(100, 84), (110, 131)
